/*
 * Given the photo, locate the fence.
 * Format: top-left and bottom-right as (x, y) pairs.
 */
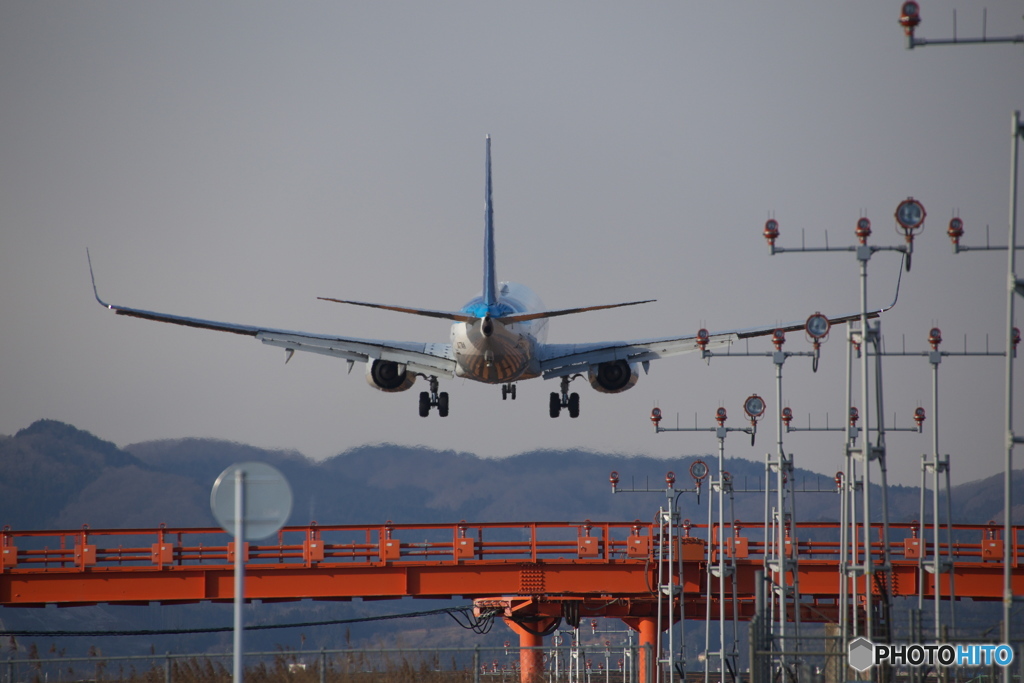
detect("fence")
(3, 644), (650, 683)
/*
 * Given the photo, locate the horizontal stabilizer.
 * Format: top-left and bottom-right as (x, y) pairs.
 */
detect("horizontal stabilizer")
(317, 297), (477, 323)
(318, 296), (655, 324)
(498, 300), (655, 323)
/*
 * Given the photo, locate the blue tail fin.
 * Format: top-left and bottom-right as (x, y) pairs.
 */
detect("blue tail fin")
(483, 135), (497, 310)
(315, 136), (657, 324)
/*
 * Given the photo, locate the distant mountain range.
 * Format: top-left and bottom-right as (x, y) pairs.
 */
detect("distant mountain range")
(0, 419), (1020, 660)
(5, 419), (1020, 533)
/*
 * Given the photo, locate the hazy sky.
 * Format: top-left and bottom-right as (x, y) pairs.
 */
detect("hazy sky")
(2, 1), (1021, 488)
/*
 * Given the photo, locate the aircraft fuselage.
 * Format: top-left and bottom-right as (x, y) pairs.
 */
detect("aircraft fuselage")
(451, 281), (547, 383)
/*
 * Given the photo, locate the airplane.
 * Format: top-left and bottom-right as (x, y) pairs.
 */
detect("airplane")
(89, 136), (896, 419)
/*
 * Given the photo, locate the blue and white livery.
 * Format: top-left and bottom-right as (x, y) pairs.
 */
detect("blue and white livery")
(89, 137), (889, 418)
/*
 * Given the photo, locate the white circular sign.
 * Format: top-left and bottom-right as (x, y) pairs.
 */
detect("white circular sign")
(689, 460), (709, 481)
(805, 313), (831, 339)
(211, 462), (293, 540)
(895, 198), (926, 230)
(744, 394), (766, 419)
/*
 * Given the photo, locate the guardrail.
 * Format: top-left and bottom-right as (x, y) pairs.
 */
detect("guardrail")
(1, 521), (1019, 572)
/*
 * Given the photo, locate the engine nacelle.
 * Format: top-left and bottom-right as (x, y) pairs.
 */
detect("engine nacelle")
(365, 359), (416, 392)
(588, 360), (639, 394)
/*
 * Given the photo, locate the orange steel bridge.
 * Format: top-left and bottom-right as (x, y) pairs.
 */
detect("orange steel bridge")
(2, 520), (1022, 682)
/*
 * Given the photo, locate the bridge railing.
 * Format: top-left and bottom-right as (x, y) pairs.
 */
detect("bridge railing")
(0, 520), (1020, 572)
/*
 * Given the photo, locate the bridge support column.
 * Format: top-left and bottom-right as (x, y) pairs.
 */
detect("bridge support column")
(623, 616), (659, 683)
(505, 617), (558, 683)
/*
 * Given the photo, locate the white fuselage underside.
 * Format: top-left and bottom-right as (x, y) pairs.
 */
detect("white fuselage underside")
(450, 282), (548, 383)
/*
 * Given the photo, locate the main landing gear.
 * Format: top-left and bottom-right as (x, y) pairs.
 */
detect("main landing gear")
(501, 383), (517, 400)
(419, 376), (449, 417)
(549, 376), (580, 419)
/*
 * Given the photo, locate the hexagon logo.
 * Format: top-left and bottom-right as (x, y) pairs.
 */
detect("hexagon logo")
(848, 637), (875, 672)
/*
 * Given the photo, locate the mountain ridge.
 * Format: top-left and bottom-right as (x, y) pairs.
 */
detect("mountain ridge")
(3, 419), (1021, 532)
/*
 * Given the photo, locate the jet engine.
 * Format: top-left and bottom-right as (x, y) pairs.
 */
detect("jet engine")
(365, 359), (416, 392)
(588, 360), (639, 394)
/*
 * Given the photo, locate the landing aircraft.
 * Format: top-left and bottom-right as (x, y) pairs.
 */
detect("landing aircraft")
(90, 137), (892, 418)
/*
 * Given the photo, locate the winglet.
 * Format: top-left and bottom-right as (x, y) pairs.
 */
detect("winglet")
(482, 135), (498, 311)
(86, 248), (111, 308)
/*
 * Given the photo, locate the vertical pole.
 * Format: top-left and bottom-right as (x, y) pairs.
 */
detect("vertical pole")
(754, 570), (765, 683)
(933, 453), (942, 640)
(851, 459), (861, 640)
(787, 455), (803, 654)
(657, 506), (666, 683)
(749, 612), (760, 683)
(873, 329), (894, 649)
(859, 254), (874, 642)
(729, 486), (740, 675)
(940, 625), (950, 683)
(1002, 110), (1021, 683)
(943, 457), (957, 637)
(774, 354), (789, 671)
(666, 493), (676, 681)
(319, 649), (326, 683)
(932, 352), (942, 640)
(704, 487), (714, 683)
(841, 325), (856, 648)
(762, 452), (773, 650)
(637, 618), (657, 683)
(677, 500), (687, 677)
(522, 635), (543, 683)
(508, 624), (546, 683)
(839, 455), (849, 647)
(776, 454), (788, 674)
(909, 610), (920, 683)
(234, 469), (245, 683)
(918, 455), (927, 617)
(474, 645), (481, 683)
(165, 652), (172, 683)
(718, 439), (727, 683)
(873, 331), (893, 570)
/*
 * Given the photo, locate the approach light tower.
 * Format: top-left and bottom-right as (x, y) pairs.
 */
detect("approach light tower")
(765, 201), (922, 668)
(651, 398), (772, 683)
(896, 10), (1024, 677)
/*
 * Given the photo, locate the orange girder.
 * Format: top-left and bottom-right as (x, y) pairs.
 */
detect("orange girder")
(0, 521), (1021, 614)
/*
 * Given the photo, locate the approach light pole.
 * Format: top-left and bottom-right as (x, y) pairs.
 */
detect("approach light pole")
(939, 113), (1024, 676)
(899, 1), (1024, 50)
(651, 399), (761, 683)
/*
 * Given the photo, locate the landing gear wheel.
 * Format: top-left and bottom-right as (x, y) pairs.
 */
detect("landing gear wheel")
(568, 392), (580, 418)
(418, 391), (430, 418)
(549, 375), (582, 418)
(437, 392), (449, 417)
(417, 376), (447, 417)
(502, 383), (517, 401)
(549, 392), (561, 418)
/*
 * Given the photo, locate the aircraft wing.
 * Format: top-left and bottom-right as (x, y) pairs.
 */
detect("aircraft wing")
(539, 332), (734, 379)
(540, 252), (903, 380)
(89, 258), (455, 377)
(538, 310), (880, 379)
